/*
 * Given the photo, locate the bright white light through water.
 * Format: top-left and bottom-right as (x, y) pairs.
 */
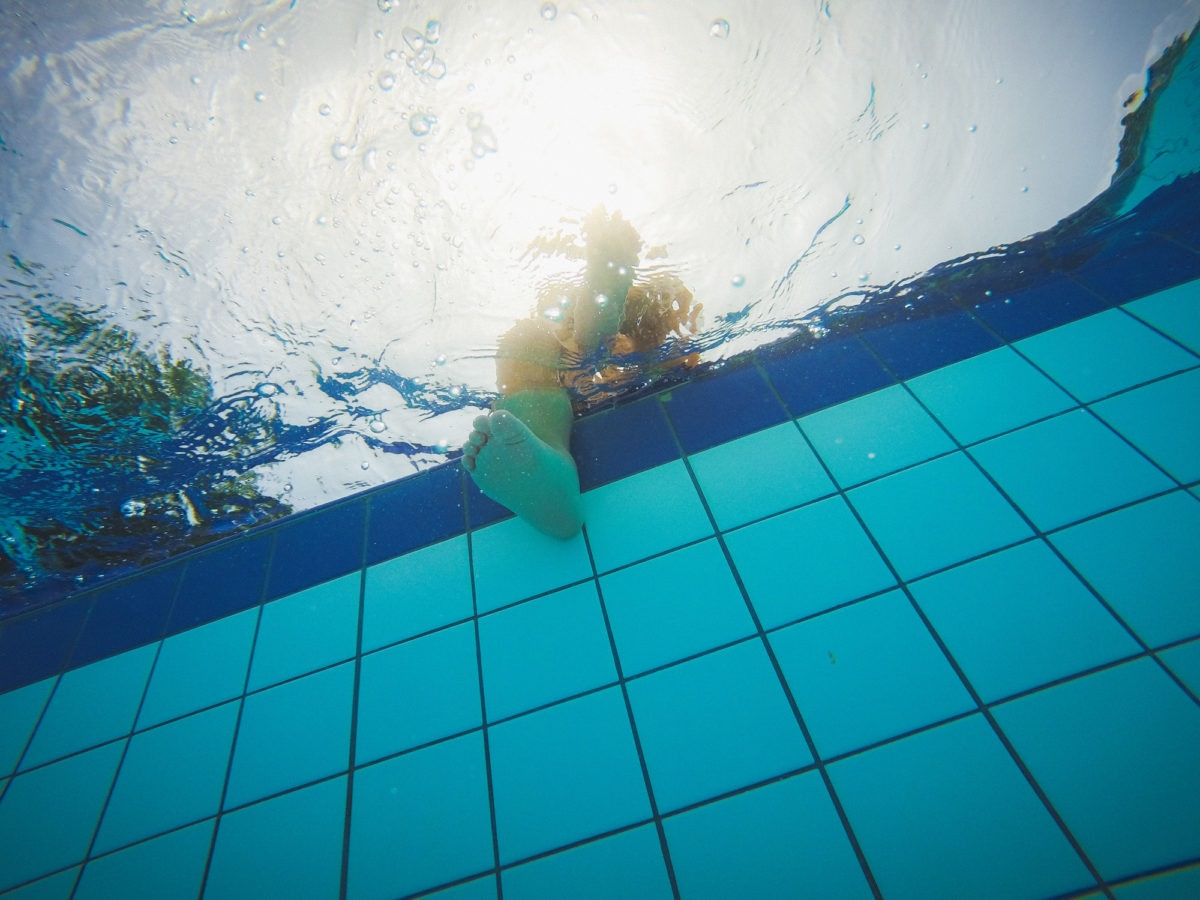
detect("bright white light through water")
(1, 0), (1197, 512)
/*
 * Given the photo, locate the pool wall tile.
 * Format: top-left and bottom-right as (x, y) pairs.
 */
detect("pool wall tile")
(3, 228), (1200, 897)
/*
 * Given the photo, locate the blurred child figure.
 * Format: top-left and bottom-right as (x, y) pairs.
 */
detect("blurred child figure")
(460, 209), (701, 538)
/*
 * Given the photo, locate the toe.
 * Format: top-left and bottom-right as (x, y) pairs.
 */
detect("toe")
(473, 414), (493, 435)
(488, 409), (529, 445)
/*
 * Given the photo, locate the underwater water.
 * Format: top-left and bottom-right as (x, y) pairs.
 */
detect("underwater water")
(1, 0), (1199, 608)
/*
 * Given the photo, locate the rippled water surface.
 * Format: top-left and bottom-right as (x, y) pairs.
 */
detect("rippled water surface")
(2, 0), (1198, 606)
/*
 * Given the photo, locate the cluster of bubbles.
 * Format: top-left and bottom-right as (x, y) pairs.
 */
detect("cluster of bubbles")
(467, 112), (498, 159)
(398, 21), (448, 81)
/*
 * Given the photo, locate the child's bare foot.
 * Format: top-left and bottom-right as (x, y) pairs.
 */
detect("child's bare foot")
(462, 408), (583, 540)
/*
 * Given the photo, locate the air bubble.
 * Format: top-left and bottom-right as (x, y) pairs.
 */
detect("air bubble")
(425, 19), (441, 42)
(272, 216), (282, 225)
(852, 233), (865, 245)
(378, 71), (396, 90)
(332, 141), (352, 160)
(254, 91), (265, 102)
(410, 113), (437, 137)
(319, 103), (332, 116)
(378, 0), (394, 10)
(541, 2), (557, 20)
(257, 382), (282, 396)
(435, 354), (447, 366)
(710, 18), (730, 39)
(731, 274), (745, 287)
(360, 460), (370, 470)
(402, 27), (425, 53)
(369, 418), (386, 433)
(967, 124), (977, 133)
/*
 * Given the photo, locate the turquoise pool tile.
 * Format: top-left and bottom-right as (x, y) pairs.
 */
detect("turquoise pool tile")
(479, 582), (616, 721)
(583, 460), (713, 572)
(970, 410), (1174, 531)
(725, 496), (895, 629)
(501, 825), (672, 900)
(1161, 639), (1200, 697)
(847, 452), (1033, 581)
(76, 819), (213, 900)
(489, 686), (650, 864)
(1115, 863), (1200, 899)
(1124, 279), (1200, 354)
(994, 658), (1200, 881)
(1016, 308), (1196, 402)
(207, 776), (345, 900)
(0, 742), (124, 892)
(770, 591), (974, 758)
(363, 535), (473, 651)
(799, 384), (955, 487)
(21, 644), (156, 770)
(664, 771), (873, 900)
(0, 678), (54, 775)
(247, 572), (360, 690)
(471, 515), (592, 614)
(93, 701), (237, 854)
(423, 876), (497, 900)
(1, 868), (78, 900)
(1092, 368), (1200, 484)
(907, 346), (1075, 444)
(910, 541), (1141, 701)
(600, 539), (755, 676)
(627, 639), (811, 813)
(137, 608), (256, 728)
(688, 423), (835, 529)
(349, 732), (493, 900)
(225, 661), (353, 808)
(828, 715), (1093, 900)
(355, 622), (481, 764)
(1051, 491), (1200, 646)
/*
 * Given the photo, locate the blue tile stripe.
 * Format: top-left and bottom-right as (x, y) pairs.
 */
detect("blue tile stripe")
(2, 190), (1199, 696)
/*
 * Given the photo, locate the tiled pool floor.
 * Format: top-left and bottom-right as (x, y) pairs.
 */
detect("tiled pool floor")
(1, 262), (1200, 896)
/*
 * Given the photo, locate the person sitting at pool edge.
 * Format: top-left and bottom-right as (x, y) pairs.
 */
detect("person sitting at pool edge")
(460, 208), (701, 539)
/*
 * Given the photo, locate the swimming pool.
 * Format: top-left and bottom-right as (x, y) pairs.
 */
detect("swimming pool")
(2, 3), (1200, 898)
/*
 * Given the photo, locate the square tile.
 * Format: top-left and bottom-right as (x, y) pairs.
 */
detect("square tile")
(1016, 309), (1196, 403)
(479, 582), (616, 721)
(363, 535), (473, 652)
(970, 409), (1174, 531)
(1124, 278), (1200, 353)
(69, 565), (181, 668)
(910, 541), (1140, 701)
(907, 347), (1075, 445)
(138, 608), (257, 728)
(21, 644), (156, 770)
(471, 515), (593, 614)
(489, 687), (650, 864)
(771, 590), (974, 758)
(266, 500), (366, 600)
(601, 539), (755, 676)
(573, 396), (679, 490)
(94, 701), (238, 854)
(1069, 233), (1200, 304)
(799, 385), (955, 487)
(225, 662), (354, 808)
(688, 423), (835, 530)
(208, 776), (346, 900)
(76, 820), (213, 900)
(627, 639), (811, 813)
(664, 771), (873, 900)
(848, 453), (1033, 580)
(0, 742), (124, 892)
(356, 622), (481, 764)
(247, 572), (360, 690)
(168, 532), (271, 633)
(1161, 639), (1200, 698)
(862, 307), (1001, 379)
(662, 365), (787, 454)
(726, 496), (895, 629)
(349, 732), (493, 900)
(1051, 491), (1200, 647)
(994, 658), (1200, 881)
(1092, 368), (1200, 484)
(828, 715), (1093, 900)
(366, 463), (464, 565)
(0, 678), (54, 775)
(583, 460), (713, 573)
(760, 336), (894, 418)
(501, 825), (672, 900)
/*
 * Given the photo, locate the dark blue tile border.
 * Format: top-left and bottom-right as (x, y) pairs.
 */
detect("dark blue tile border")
(1, 175), (1198, 694)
